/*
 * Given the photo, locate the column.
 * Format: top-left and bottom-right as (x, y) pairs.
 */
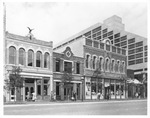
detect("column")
(119, 81), (121, 99)
(16, 49), (19, 65)
(109, 79), (111, 100)
(34, 79), (37, 99)
(41, 79), (44, 100)
(34, 52), (36, 67)
(60, 83), (64, 100)
(102, 79), (105, 100)
(23, 80), (25, 101)
(80, 83), (82, 100)
(41, 54), (44, 68)
(47, 78), (51, 96)
(114, 80), (116, 99)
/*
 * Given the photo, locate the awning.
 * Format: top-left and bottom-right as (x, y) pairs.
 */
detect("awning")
(127, 79), (142, 84)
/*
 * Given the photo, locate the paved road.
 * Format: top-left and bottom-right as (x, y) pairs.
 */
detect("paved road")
(4, 100), (147, 115)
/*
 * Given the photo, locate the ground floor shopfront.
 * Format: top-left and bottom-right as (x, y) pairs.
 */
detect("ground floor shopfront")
(85, 77), (127, 100)
(5, 73), (53, 102)
(53, 79), (83, 101)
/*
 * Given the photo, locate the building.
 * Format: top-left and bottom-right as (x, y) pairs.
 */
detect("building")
(4, 32), (53, 102)
(53, 47), (84, 100)
(53, 16), (130, 100)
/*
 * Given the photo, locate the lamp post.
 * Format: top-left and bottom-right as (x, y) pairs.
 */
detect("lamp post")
(81, 76), (85, 102)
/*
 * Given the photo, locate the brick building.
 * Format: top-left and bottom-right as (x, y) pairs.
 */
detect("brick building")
(4, 32), (53, 102)
(53, 47), (84, 100)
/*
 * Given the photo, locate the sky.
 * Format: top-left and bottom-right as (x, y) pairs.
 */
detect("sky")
(5, 1), (147, 46)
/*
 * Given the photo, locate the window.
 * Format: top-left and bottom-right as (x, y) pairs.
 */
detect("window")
(112, 46), (116, 53)
(145, 57), (147, 62)
(108, 36), (113, 40)
(128, 55), (135, 60)
(136, 41), (143, 47)
(121, 41), (127, 46)
(128, 49), (135, 55)
(103, 33), (107, 38)
(100, 43), (104, 49)
(115, 43), (120, 47)
(114, 33), (120, 38)
(106, 44), (110, 51)
(117, 48), (121, 54)
(144, 46), (147, 51)
(76, 62), (80, 74)
(136, 47), (143, 53)
(102, 28), (107, 34)
(56, 59), (60, 72)
(128, 38), (135, 44)
(111, 60), (115, 72)
(64, 61), (72, 73)
(9, 46), (16, 64)
(93, 56), (96, 69)
(28, 49), (34, 66)
(136, 58), (143, 64)
(84, 31), (91, 37)
(36, 51), (42, 67)
(136, 53), (143, 58)
(128, 44), (135, 49)
(44, 52), (49, 68)
(105, 59), (109, 71)
(107, 31), (113, 36)
(86, 55), (90, 68)
(19, 48), (25, 66)
(122, 62), (125, 73)
(92, 26), (101, 34)
(120, 35), (127, 42)
(122, 49), (126, 55)
(114, 38), (120, 43)
(99, 57), (103, 70)
(117, 61), (120, 72)
(128, 60), (135, 65)
(145, 52), (147, 57)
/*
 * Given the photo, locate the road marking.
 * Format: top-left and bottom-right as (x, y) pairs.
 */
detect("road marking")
(4, 99), (147, 107)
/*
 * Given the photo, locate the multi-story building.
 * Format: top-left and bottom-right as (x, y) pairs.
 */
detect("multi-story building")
(53, 16), (130, 100)
(4, 32), (53, 102)
(53, 47), (84, 100)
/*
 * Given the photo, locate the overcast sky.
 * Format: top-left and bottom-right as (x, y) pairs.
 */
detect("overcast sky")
(5, 2), (147, 46)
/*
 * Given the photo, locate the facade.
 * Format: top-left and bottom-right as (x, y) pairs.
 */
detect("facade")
(53, 47), (84, 100)
(4, 32), (53, 102)
(53, 16), (129, 100)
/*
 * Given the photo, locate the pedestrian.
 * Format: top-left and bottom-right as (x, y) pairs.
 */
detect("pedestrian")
(73, 91), (76, 101)
(32, 91), (36, 102)
(97, 91), (101, 100)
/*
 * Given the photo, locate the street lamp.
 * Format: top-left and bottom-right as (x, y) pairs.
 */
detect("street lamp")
(81, 75), (85, 102)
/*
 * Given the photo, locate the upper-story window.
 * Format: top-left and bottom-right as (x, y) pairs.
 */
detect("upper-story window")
(44, 52), (50, 68)
(99, 57), (103, 70)
(64, 61), (72, 73)
(9, 46), (16, 64)
(122, 61), (125, 73)
(117, 60), (120, 73)
(28, 49), (34, 67)
(86, 54), (90, 68)
(111, 60), (115, 72)
(93, 56), (96, 69)
(76, 62), (80, 74)
(19, 48), (25, 66)
(105, 58), (109, 71)
(56, 59), (60, 72)
(36, 51), (42, 67)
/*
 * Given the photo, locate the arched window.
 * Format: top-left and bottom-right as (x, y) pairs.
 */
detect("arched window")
(93, 56), (96, 69)
(36, 51), (42, 67)
(28, 49), (34, 66)
(19, 48), (25, 66)
(122, 61), (125, 73)
(105, 58), (109, 71)
(9, 46), (16, 64)
(117, 61), (120, 72)
(86, 54), (90, 68)
(99, 57), (103, 70)
(44, 52), (50, 68)
(111, 60), (115, 72)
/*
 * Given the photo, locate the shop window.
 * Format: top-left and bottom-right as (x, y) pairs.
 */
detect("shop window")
(76, 62), (80, 74)
(19, 48), (25, 66)
(56, 59), (60, 72)
(28, 49), (34, 66)
(9, 46), (16, 64)
(44, 52), (50, 68)
(36, 51), (42, 67)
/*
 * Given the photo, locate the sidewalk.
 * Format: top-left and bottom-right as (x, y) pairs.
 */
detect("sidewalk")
(4, 98), (147, 105)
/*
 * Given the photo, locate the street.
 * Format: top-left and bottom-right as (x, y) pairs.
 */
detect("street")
(4, 99), (147, 115)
